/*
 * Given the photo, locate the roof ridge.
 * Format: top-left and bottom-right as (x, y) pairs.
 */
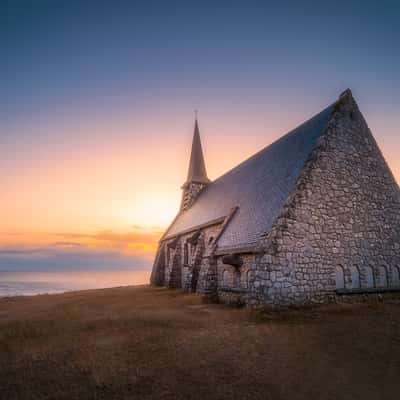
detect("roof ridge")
(197, 101), (337, 195)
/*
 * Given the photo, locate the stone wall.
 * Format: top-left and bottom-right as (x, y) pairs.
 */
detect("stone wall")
(150, 244), (165, 286)
(151, 222), (224, 292)
(181, 182), (207, 211)
(152, 91), (400, 307)
(168, 243), (182, 288)
(249, 90), (400, 306)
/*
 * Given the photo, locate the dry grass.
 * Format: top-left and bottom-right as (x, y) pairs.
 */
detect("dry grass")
(0, 286), (399, 400)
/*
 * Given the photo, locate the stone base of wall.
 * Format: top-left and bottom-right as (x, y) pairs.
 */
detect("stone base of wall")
(335, 287), (400, 303)
(217, 288), (248, 306)
(215, 287), (400, 307)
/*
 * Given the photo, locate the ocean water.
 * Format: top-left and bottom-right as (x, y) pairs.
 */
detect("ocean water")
(0, 269), (151, 297)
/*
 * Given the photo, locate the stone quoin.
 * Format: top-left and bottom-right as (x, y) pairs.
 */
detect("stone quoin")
(151, 90), (400, 306)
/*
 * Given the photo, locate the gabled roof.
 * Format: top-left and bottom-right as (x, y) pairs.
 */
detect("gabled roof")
(183, 119), (210, 187)
(164, 101), (335, 249)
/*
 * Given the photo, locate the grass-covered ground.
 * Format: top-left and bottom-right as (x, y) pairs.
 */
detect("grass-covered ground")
(0, 286), (399, 400)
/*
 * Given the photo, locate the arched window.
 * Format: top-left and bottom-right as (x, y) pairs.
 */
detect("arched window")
(335, 265), (345, 289)
(246, 270), (253, 289)
(377, 266), (388, 288)
(350, 266), (360, 289)
(208, 236), (214, 245)
(364, 266), (375, 288)
(392, 266), (400, 287)
(222, 270), (230, 287)
(183, 242), (189, 265)
(166, 247), (171, 265)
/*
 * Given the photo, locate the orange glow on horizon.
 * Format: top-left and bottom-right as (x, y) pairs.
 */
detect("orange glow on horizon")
(2, 105), (399, 267)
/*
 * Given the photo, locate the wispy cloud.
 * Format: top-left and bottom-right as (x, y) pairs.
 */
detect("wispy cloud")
(0, 244), (152, 271)
(0, 227), (162, 271)
(56, 229), (162, 245)
(50, 242), (85, 248)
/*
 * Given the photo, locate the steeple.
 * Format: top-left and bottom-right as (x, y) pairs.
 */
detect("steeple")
(183, 118), (210, 187)
(180, 117), (210, 211)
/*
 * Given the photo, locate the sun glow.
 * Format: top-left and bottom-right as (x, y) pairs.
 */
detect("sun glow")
(122, 196), (179, 229)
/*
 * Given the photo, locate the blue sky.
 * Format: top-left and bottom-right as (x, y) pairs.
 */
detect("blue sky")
(1, 0), (399, 270)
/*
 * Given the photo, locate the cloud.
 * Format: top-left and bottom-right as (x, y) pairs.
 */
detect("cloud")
(0, 247), (46, 256)
(50, 242), (85, 248)
(0, 227), (163, 271)
(0, 244), (152, 271)
(55, 228), (163, 253)
(58, 229), (163, 243)
(0, 225), (162, 271)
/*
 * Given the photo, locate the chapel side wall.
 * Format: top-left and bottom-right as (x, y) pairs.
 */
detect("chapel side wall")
(251, 92), (400, 306)
(168, 243), (182, 288)
(150, 244), (166, 286)
(190, 224), (222, 295)
(158, 223), (223, 292)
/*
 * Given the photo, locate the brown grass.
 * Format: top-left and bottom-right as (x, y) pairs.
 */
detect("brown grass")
(0, 286), (399, 400)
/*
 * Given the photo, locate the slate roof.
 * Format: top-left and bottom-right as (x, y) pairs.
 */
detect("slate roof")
(164, 102), (335, 250)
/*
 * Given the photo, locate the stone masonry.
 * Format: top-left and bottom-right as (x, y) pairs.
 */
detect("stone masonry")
(151, 90), (400, 306)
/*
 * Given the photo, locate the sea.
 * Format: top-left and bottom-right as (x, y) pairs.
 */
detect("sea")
(0, 269), (151, 297)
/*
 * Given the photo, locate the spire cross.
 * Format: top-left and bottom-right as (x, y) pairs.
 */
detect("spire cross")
(194, 109), (198, 120)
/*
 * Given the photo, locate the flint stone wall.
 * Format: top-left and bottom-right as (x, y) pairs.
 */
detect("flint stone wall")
(151, 223), (223, 292)
(248, 92), (400, 306)
(152, 92), (400, 306)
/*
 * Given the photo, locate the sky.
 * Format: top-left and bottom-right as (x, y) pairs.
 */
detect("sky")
(1, 0), (399, 270)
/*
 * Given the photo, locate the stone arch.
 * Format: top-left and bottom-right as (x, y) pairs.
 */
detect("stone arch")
(168, 240), (182, 289)
(377, 265), (388, 288)
(392, 266), (400, 287)
(222, 269), (231, 287)
(189, 235), (205, 292)
(183, 242), (189, 265)
(246, 269), (253, 289)
(350, 265), (360, 289)
(364, 265), (375, 288)
(335, 265), (345, 290)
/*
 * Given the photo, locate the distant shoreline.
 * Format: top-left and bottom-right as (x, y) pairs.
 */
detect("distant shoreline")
(0, 267), (151, 273)
(0, 283), (151, 299)
(0, 269), (151, 297)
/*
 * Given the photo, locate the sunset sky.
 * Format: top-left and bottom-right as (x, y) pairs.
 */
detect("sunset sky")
(2, 0), (399, 270)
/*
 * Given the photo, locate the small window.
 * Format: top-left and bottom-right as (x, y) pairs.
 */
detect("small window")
(246, 270), (252, 289)
(222, 270), (230, 287)
(350, 266), (360, 289)
(166, 247), (170, 265)
(377, 266), (388, 288)
(335, 265), (345, 289)
(208, 236), (214, 245)
(364, 266), (375, 288)
(392, 266), (400, 287)
(183, 242), (189, 265)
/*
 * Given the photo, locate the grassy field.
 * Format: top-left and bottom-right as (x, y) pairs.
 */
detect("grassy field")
(0, 286), (399, 400)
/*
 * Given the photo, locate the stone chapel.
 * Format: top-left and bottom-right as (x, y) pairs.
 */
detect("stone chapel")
(151, 90), (400, 306)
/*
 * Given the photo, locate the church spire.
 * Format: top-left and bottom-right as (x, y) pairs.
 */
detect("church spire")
(183, 117), (210, 187)
(180, 116), (210, 211)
